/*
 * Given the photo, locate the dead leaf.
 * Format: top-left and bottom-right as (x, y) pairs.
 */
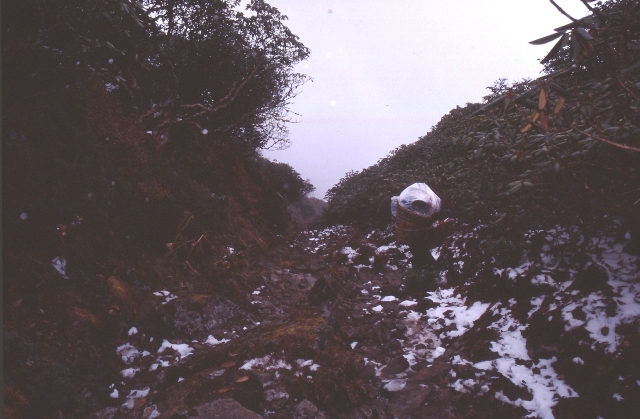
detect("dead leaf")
(221, 361), (236, 369)
(189, 294), (211, 304)
(108, 276), (134, 306)
(67, 306), (100, 326)
(553, 97), (566, 115)
(529, 110), (540, 123)
(218, 387), (231, 394)
(538, 88), (547, 111)
(133, 397), (146, 409)
(236, 376), (249, 383)
(540, 111), (549, 130)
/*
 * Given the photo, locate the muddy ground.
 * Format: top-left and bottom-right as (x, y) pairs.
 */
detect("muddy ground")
(31, 216), (636, 419)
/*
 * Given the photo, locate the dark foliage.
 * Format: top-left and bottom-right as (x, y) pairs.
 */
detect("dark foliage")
(3, 0), (309, 151)
(3, 1), (311, 418)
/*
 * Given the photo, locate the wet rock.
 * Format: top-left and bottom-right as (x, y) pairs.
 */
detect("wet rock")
(410, 361), (451, 382)
(161, 296), (239, 338)
(416, 297), (438, 313)
(293, 399), (326, 419)
(355, 268), (378, 284)
(395, 321), (408, 333)
(263, 383), (289, 410)
(359, 346), (382, 358)
(282, 272), (314, 290)
(86, 407), (118, 419)
(412, 360), (429, 371)
(372, 322), (392, 344)
(270, 272), (283, 286)
(381, 355), (409, 374)
(142, 405), (161, 419)
(359, 363), (377, 380)
(451, 363), (475, 380)
(306, 258), (326, 272)
(135, 300), (166, 336)
(571, 306), (587, 321)
(492, 375), (532, 402)
(388, 339), (402, 350)
(388, 382), (432, 419)
(605, 299), (618, 317)
(233, 374), (264, 413)
(189, 398), (262, 418)
(339, 324), (362, 340)
(381, 271), (403, 293)
(425, 386), (457, 405)
(308, 276), (337, 304)
(568, 265), (613, 295)
(412, 405), (459, 419)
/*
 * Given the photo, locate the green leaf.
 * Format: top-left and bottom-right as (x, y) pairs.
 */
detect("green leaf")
(575, 28), (593, 41)
(621, 57), (640, 74)
(506, 183), (523, 195)
(541, 33), (569, 64)
(529, 32), (564, 45)
(553, 19), (583, 32)
(549, 82), (572, 98)
(570, 32), (582, 61)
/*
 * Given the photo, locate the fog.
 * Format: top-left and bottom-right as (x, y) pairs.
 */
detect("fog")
(262, 0), (588, 198)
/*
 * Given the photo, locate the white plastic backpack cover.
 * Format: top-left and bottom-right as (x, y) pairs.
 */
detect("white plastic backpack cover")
(398, 183), (441, 217)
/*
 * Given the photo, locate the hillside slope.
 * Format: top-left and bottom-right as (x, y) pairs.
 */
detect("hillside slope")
(323, 0), (640, 237)
(3, 1), (313, 418)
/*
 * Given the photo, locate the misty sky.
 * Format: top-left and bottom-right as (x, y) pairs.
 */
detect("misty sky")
(261, 0), (588, 198)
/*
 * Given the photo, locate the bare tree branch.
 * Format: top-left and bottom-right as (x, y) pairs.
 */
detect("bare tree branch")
(183, 63), (264, 120)
(549, 0), (578, 22)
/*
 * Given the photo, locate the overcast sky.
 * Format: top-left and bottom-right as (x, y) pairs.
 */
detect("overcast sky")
(261, 0), (588, 198)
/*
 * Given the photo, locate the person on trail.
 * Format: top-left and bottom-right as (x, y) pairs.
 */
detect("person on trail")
(405, 208), (453, 267)
(392, 183), (453, 267)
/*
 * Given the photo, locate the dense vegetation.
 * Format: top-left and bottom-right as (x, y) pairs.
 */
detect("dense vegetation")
(3, 1), (313, 417)
(323, 0), (640, 240)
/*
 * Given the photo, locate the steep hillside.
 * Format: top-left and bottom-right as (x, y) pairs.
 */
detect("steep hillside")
(3, 1), (313, 418)
(324, 0), (640, 239)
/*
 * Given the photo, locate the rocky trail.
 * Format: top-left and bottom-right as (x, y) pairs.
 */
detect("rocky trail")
(83, 217), (640, 419)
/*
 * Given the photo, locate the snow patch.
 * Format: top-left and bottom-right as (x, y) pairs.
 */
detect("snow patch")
(116, 343), (140, 364)
(205, 335), (230, 346)
(240, 355), (291, 371)
(121, 368), (140, 378)
(425, 289), (489, 338)
(157, 340), (193, 359)
(384, 379), (406, 392)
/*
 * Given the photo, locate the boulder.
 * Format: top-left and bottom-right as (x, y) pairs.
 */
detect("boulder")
(190, 399), (262, 419)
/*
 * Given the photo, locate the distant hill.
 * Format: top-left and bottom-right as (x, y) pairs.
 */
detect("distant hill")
(288, 196), (328, 222)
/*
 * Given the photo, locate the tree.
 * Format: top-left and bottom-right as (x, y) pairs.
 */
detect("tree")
(3, 0), (310, 151)
(142, 0), (310, 150)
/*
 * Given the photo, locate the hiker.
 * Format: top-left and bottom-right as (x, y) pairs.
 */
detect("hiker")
(392, 183), (452, 267)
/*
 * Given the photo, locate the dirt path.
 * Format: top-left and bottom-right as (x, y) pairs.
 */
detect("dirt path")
(85, 219), (640, 419)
